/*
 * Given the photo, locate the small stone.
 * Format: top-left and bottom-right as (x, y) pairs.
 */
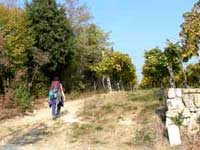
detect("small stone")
(167, 124), (181, 146)
(168, 88), (176, 98)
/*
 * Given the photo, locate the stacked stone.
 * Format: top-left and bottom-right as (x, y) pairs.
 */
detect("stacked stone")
(166, 88), (200, 134)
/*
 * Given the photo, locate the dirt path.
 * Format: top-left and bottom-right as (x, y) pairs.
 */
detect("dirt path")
(0, 98), (86, 150)
(0, 92), (179, 150)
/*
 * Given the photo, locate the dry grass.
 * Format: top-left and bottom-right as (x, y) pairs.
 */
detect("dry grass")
(66, 90), (173, 149)
(2, 89), (194, 149)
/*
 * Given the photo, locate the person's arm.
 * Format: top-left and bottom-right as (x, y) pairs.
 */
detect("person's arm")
(60, 84), (65, 101)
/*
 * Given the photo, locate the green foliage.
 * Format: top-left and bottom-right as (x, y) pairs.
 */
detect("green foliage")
(186, 61), (200, 87)
(180, 1), (200, 58)
(92, 51), (137, 87)
(71, 24), (111, 90)
(171, 112), (184, 127)
(13, 86), (33, 111)
(0, 5), (35, 68)
(26, 0), (74, 69)
(141, 41), (183, 88)
(141, 48), (168, 88)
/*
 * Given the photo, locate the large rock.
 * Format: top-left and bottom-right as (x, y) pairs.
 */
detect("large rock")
(193, 94), (200, 108)
(168, 88), (176, 98)
(182, 108), (191, 126)
(188, 113), (199, 134)
(166, 98), (185, 111)
(166, 117), (173, 127)
(176, 88), (182, 97)
(182, 89), (190, 94)
(166, 110), (178, 118)
(182, 108), (190, 118)
(167, 124), (181, 146)
(182, 94), (195, 108)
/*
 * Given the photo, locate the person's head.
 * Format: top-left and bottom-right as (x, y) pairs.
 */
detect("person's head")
(53, 76), (59, 81)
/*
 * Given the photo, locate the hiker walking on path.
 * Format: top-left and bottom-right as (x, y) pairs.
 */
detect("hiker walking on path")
(48, 77), (65, 119)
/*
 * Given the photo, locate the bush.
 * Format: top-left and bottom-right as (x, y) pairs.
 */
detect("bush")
(32, 82), (49, 98)
(171, 112), (184, 127)
(13, 86), (33, 111)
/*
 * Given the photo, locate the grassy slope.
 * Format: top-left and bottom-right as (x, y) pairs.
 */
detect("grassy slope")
(66, 89), (186, 150)
(1, 89), (196, 149)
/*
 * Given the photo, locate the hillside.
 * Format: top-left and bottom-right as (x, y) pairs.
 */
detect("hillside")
(0, 90), (191, 150)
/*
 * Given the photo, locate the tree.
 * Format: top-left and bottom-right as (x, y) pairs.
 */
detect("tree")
(64, 0), (93, 32)
(186, 61), (200, 87)
(180, 1), (200, 59)
(163, 41), (188, 88)
(0, 4), (35, 88)
(92, 51), (137, 91)
(141, 41), (184, 88)
(26, 0), (74, 71)
(163, 41), (182, 88)
(141, 48), (168, 88)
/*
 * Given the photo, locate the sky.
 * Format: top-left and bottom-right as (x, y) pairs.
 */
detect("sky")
(16, 0), (198, 80)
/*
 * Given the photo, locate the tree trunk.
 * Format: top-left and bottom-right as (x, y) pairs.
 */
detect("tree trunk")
(117, 82), (120, 91)
(102, 75), (106, 90)
(106, 75), (112, 92)
(167, 64), (176, 88)
(28, 65), (38, 90)
(180, 59), (189, 88)
(93, 81), (96, 91)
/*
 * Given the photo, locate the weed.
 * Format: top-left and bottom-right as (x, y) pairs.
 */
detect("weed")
(171, 112), (184, 127)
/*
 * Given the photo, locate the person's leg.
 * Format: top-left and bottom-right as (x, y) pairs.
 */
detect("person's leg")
(52, 101), (56, 119)
(56, 104), (61, 117)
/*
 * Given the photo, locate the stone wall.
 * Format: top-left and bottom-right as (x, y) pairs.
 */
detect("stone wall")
(166, 88), (200, 134)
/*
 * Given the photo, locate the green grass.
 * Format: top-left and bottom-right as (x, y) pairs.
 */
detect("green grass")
(128, 88), (166, 102)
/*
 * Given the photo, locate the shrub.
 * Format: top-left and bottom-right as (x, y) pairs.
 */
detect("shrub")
(171, 112), (184, 127)
(13, 86), (33, 111)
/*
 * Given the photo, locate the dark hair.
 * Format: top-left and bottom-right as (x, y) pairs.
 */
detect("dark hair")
(53, 76), (59, 81)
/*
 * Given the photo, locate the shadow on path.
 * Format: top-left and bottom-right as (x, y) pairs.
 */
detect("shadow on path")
(7, 123), (50, 146)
